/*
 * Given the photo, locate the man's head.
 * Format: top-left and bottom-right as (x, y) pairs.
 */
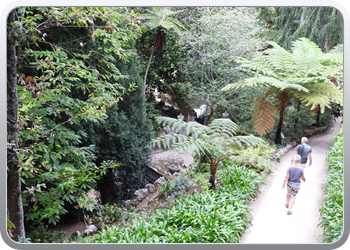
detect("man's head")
(301, 137), (308, 144)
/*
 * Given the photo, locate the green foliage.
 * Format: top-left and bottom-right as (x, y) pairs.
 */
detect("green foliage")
(81, 54), (153, 203)
(178, 7), (264, 123)
(318, 126), (343, 243)
(77, 164), (264, 243)
(281, 104), (316, 140)
(11, 7), (143, 226)
(139, 7), (187, 35)
(26, 222), (70, 243)
(224, 144), (276, 176)
(167, 174), (195, 200)
(223, 38), (343, 144)
(152, 116), (265, 188)
(265, 7), (343, 52)
(90, 203), (140, 230)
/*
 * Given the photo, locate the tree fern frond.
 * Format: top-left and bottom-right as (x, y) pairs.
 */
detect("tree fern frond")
(208, 118), (240, 137)
(295, 83), (343, 112)
(222, 78), (257, 91)
(251, 98), (278, 136)
(225, 135), (265, 148)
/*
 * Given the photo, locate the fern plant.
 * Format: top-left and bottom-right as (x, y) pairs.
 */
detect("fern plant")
(151, 117), (265, 189)
(222, 38), (343, 144)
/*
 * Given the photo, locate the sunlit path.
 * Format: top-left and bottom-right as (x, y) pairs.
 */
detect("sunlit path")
(241, 118), (341, 244)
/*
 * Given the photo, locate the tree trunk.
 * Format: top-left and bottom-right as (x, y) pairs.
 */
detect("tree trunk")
(274, 107), (285, 145)
(143, 46), (155, 95)
(7, 10), (26, 240)
(316, 108), (321, 127)
(275, 90), (292, 145)
(209, 161), (219, 189)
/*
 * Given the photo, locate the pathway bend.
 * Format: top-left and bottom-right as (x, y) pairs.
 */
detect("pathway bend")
(240, 118), (342, 244)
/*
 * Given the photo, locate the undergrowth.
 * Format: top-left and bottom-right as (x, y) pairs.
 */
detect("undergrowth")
(77, 161), (265, 243)
(318, 126), (343, 243)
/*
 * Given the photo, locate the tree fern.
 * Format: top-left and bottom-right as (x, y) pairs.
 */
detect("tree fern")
(151, 117), (265, 188)
(222, 37), (343, 144)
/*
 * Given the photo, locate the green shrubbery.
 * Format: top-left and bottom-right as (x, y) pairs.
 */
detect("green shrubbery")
(77, 162), (264, 243)
(318, 126), (343, 243)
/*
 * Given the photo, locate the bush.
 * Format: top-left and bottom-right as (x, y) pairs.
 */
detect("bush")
(26, 222), (70, 243)
(318, 126), (343, 243)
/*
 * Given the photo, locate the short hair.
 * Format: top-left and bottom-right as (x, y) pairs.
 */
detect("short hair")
(293, 154), (301, 162)
(301, 137), (308, 143)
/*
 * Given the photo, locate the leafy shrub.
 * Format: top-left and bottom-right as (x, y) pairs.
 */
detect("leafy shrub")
(225, 143), (276, 175)
(167, 174), (194, 199)
(91, 203), (139, 230)
(26, 222), (69, 243)
(318, 126), (343, 243)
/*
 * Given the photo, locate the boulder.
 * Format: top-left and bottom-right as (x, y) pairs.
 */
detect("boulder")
(84, 225), (98, 236)
(168, 164), (178, 174)
(134, 188), (148, 201)
(124, 200), (132, 207)
(145, 183), (155, 193)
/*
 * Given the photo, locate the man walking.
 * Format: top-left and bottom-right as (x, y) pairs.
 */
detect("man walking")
(293, 137), (312, 169)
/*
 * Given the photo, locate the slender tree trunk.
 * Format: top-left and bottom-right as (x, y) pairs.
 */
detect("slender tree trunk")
(143, 46), (155, 95)
(316, 108), (321, 127)
(7, 10), (25, 240)
(209, 160), (218, 189)
(275, 91), (292, 145)
(275, 106), (286, 145)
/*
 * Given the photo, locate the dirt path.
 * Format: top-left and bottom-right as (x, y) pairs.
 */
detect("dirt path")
(240, 117), (342, 244)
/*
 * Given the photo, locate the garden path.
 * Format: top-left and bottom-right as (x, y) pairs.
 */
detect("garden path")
(240, 117), (342, 243)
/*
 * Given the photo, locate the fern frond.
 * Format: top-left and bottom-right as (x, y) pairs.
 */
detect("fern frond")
(225, 135), (265, 148)
(208, 118), (240, 137)
(251, 98), (277, 136)
(294, 83), (343, 112)
(222, 78), (257, 91)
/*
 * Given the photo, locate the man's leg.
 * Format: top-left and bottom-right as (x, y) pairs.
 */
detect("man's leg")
(286, 195), (291, 207)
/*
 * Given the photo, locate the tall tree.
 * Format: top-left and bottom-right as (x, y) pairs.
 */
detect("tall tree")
(222, 38), (343, 144)
(7, 9), (25, 240)
(138, 7), (186, 93)
(83, 53), (153, 204)
(261, 7), (343, 51)
(8, 7), (143, 227)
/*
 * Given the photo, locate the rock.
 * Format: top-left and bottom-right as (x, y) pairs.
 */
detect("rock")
(168, 164), (178, 174)
(145, 183), (155, 193)
(131, 200), (139, 206)
(134, 188), (148, 201)
(84, 225), (98, 236)
(155, 177), (166, 186)
(164, 173), (176, 181)
(124, 200), (132, 207)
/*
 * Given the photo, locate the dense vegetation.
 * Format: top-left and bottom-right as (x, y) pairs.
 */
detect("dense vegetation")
(319, 126), (343, 243)
(77, 161), (265, 243)
(6, 6), (343, 244)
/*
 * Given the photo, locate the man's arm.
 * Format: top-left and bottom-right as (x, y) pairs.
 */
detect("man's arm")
(282, 173), (289, 189)
(301, 174), (306, 182)
(308, 153), (312, 166)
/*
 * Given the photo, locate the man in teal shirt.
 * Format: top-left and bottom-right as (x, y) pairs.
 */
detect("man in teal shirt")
(292, 137), (312, 169)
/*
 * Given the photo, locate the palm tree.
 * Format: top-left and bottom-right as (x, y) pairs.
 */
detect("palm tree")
(222, 38), (343, 144)
(138, 7), (186, 92)
(151, 117), (265, 189)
